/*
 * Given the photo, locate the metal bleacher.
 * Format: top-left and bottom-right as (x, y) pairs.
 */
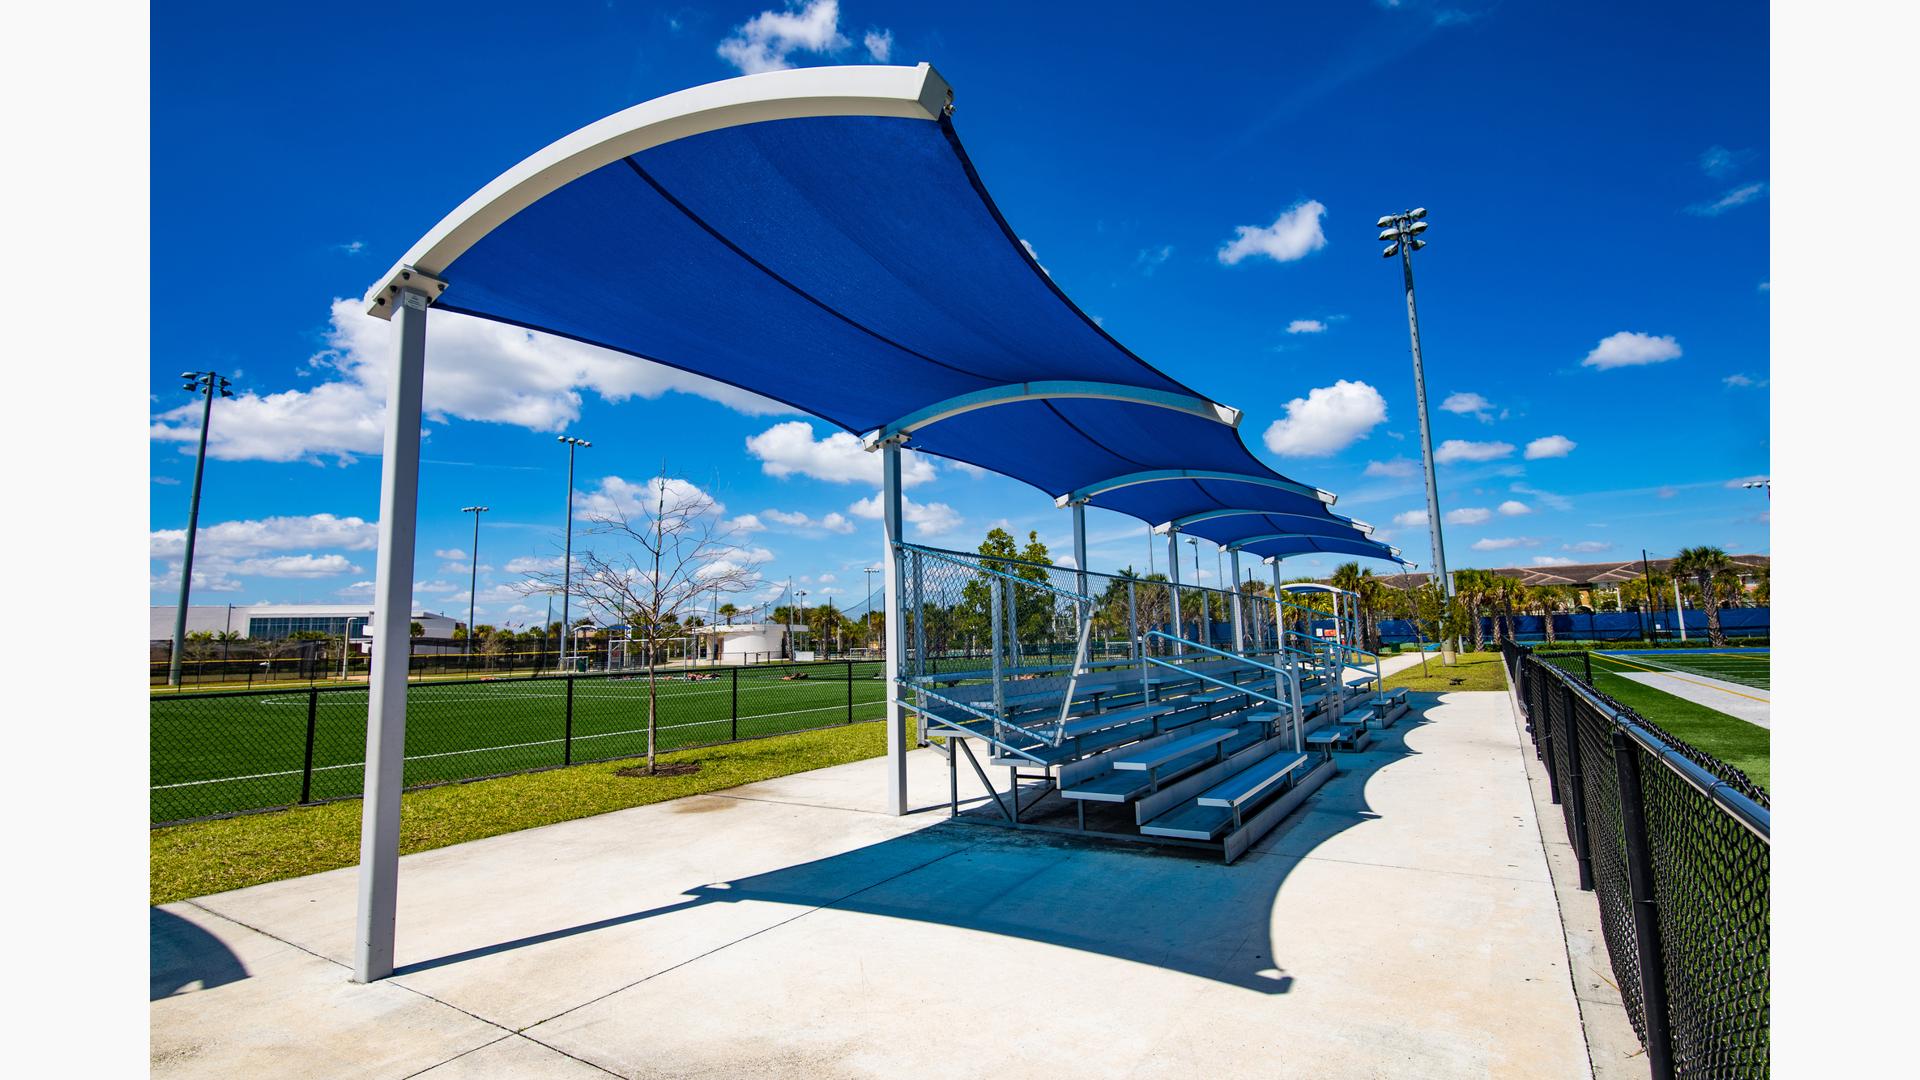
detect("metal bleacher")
(892, 544), (1413, 863)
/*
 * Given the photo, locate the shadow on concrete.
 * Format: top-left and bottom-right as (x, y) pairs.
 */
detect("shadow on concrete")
(151, 907), (249, 1001)
(395, 707), (1437, 994)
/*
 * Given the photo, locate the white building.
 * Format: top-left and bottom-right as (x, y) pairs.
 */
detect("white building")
(687, 623), (811, 664)
(150, 604), (457, 644)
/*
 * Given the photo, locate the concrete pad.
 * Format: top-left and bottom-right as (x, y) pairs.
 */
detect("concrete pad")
(151, 904), (504, 1079)
(412, 1035), (614, 1078)
(1617, 671), (1769, 728)
(156, 687), (1593, 1079)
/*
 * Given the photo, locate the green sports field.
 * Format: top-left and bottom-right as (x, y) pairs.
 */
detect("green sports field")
(151, 661), (887, 824)
(1542, 650), (1770, 791)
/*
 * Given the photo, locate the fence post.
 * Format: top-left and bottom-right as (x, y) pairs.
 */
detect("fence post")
(563, 676), (575, 766)
(730, 666), (739, 741)
(1559, 679), (1595, 891)
(1583, 651), (1593, 683)
(1541, 681), (1562, 804)
(1611, 727), (1675, 1079)
(846, 659), (854, 723)
(299, 688), (319, 804)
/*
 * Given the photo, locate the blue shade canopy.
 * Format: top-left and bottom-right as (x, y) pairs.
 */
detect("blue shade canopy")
(373, 65), (1391, 564)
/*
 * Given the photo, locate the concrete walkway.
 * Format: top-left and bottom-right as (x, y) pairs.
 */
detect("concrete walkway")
(1617, 671), (1770, 728)
(153, 688), (1591, 1079)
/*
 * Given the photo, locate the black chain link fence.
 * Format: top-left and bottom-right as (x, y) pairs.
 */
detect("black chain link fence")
(1503, 643), (1768, 1079)
(151, 660), (886, 826)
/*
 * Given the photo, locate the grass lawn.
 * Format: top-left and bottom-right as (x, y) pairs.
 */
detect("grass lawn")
(151, 662), (886, 823)
(152, 719), (902, 905)
(1383, 650), (1510, 692)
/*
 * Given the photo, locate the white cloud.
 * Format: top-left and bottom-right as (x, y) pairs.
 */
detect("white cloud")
(411, 579), (461, 594)
(1286, 319), (1326, 334)
(433, 548), (465, 561)
(1470, 537), (1530, 551)
(576, 475), (725, 521)
(1524, 434), (1577, 460)
(1440, 391), (1494, 421)
(1532, 556), (1578, 567)
(1136, 245), (1174, 275)
(1563, 540), (1609, 553)
(849, 492), (963, 537)
(1687, 181), (1768, 216)
(948, 460), (991, 478)
(1446, 507), (1492, 525)
(717, 0), (850, 74)
(151, 302), (789, 464)
(1393, 509), (1429, 527)
(1699, 145), (1751, 179)
(1511, 482), (1572, 512)
(505, 555), (565, 574)
(229, 554), (361, 578)
(1019, 238), (1049, 276)
(150, 512), (377, 559)
(1497, 500), (1532, 516)
(761, 507), (857, 534)
(862, 27), (893, 61)
(1218, 200), (1328, 265)
(745, 421), (935, 486)
(1723, 373), (1766, 389)
(727, 514), (767, 534)
(1364, 458), (1418, 478)
(1434, 439), (1514, 464)
(1262, 379), (1387, 457)
(1582, 331), (1682, 371)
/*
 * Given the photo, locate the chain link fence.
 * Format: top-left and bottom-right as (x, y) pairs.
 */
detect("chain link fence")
(1504, 644), (1768, 1079)
(151, 659), (885, 826)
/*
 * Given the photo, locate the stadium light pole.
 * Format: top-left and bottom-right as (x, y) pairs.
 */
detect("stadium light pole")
(168, 371), (233, 687)
(863, 566), (879, 650)
(460, 506), (489, 657)
(796, 589), (809, 658)
(1378, 208), (1455, 665)
(556, 435), (590, 671)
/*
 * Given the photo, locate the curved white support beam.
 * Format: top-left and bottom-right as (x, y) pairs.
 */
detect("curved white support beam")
(1055, 469), (1334, 509)
(366, 64), (953, 318)
(1151, 507), (1372, 536)
(860, 381), (1239, 449)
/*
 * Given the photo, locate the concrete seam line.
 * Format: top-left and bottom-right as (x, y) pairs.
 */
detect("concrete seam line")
(524, 842), (986, 1030)
(394, 1033), (521, 1080)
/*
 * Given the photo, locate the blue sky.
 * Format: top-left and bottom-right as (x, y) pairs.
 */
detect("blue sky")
(149, 0), (1769, 629)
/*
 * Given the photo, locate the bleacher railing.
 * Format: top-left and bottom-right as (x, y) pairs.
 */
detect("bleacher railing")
(1501, 643), (1768, 1080)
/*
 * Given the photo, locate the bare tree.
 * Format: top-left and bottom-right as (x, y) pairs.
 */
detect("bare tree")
(520, 467), (759, 772)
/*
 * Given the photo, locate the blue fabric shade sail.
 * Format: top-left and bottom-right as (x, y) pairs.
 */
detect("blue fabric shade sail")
(411, 70), (1394, 566)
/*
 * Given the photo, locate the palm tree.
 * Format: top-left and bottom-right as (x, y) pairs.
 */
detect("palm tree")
(718, 603), (739, 626)
(1453, 570), (1490, 650)
(1532, 585), (1571, 645)
(1673, 546), (1732, 646)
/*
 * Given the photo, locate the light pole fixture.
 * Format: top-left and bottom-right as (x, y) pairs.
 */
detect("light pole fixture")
(168, 370), (234, 687)
(796, 589), (809, 658)
(1742, 479), (1770, 498)
(460, 506), (489, 657)
(863, 566), (879, 648)
(557, 435), (591, 670)
(1378, 206), (1454, 662)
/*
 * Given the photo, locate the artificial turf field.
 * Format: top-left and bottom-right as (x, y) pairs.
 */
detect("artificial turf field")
(151, 661), (887, 823)
(1542, 649), (1770, 791)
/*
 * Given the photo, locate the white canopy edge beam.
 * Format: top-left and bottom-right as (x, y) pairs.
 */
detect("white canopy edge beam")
(860, 381), (1240, 450)
(1225, 532), (1396, 554)
(366, 63), (953, 319)
(1257, 542), (1403, 563)
(1056, 469), (1335, 509)
(1150, 507), (1373, 536)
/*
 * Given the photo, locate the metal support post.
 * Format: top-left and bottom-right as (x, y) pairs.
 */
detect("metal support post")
(880, 441), (908, 815)
(1166, 529), (1184, 654)
(1560, 679), (1595, 891)
(1229, 549), (1244, 653)
(352, 282), (431, 983)
(1612, 727), (1676, 1079)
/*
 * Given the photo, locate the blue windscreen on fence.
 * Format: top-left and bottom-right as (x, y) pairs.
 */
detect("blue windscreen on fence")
(1373, 608), (1770, 645)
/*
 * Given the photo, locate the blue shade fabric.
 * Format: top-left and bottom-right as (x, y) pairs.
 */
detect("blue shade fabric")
(431, 110), (1387, 561)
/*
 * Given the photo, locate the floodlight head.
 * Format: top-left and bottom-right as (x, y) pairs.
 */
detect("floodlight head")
(1377, 228), (1397, 241)
(1375, 215), (1394, 228)
(1382, 243), (1399, 258)
(180, 371), (197, 379)
(220, 389), (233, 397)
(1408, 221), (1428, 235)
(1410, 239), (1426, 251)
(1408, 207), (1427, 220)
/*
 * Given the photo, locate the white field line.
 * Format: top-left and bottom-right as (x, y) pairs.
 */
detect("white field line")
(151, 700), (889, 791)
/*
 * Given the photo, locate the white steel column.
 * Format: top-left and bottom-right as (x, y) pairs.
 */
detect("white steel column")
(1229, 549), (1244, 653)
(1071, 503), (1089, 598)
(353, 284), (431, 983)
(1166, 528), (1184, 653)
(881, 441), (908, 816)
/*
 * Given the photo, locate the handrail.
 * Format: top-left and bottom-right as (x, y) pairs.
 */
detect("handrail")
(1146, 629), (1305, 751)
(895, 684), (1050, 763)
(1143, 653), (1288, 711)
(1531, 653), (1769, 843)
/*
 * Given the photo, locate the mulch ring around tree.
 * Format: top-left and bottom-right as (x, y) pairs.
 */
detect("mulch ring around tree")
(615, 762), (702, 779)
